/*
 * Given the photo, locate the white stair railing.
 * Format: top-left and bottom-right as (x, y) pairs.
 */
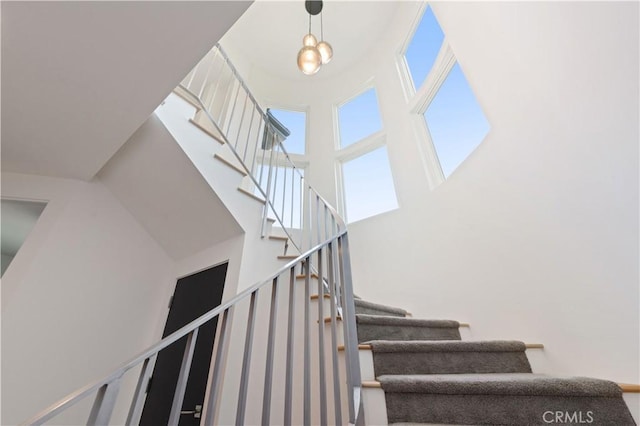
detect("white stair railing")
(180, 45), (318, 253)
(22, 44), (363, 425)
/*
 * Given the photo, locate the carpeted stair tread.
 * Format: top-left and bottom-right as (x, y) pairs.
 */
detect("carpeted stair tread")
(356, 315), (459, 328)
(355, 299), (408, 317)
(368, 340), (526, 353)
(390, 424), (466, 426)
(377, 373), (622, 397)
(356, 306), (636, 425)
(378, 374), (636, 425)
(368, 340), (532, 375)
(390, 424), (465, 426)
(356, 315), (461, 343)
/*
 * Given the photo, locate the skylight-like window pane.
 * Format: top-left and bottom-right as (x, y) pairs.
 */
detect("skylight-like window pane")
(405, 6), (445, 91)
(342, 146), (398, 223)
(424, 63), (490, 178)
(338, 89), (382, 148)
(269, 109), (306, 155)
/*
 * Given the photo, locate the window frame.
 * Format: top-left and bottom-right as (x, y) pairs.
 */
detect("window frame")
(334, 84), (384, 150)
(333, 85), (398, 223)
(397, 2), (487, 187)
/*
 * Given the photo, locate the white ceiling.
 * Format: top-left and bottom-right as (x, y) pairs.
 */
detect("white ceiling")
(1, 199), (47, 257)
(221, 0), (404, 82)
(1, 1), (251, 181)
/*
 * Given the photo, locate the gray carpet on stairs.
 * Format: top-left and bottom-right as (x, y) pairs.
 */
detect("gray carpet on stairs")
(369, 340), (532, 375)
(378, 374), (636, 425)
(356, 315), (461, 343)
(354, 299), (408, 317)
(353, 298), (636, 425)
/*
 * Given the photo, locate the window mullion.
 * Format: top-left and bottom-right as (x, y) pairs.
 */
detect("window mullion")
(410, 40), (456, 114)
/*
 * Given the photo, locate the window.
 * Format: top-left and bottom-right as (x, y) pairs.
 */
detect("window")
(404, 6), (445, 91)
(424, 63), (490, 178)
(338, 88), (383, 148)
(268, 109), (306, 155)
(342, 146), (398, 223)
(336, 87), (398, 223)
(402, 5), (490, 182)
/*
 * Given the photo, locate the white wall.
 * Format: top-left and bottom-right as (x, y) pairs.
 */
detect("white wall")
(0, 172), (178, 425)
(0, 165), (272, 424)
(230, 0), (639, 390)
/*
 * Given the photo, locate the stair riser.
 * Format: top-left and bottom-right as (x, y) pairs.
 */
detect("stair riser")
(357, 324), (461, 343)
(384, 393), (636, 425)
(372, 351), (532, 375)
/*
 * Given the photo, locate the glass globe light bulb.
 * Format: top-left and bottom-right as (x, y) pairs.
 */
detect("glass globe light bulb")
(297, 46), (321, 75)
(303, 33), (318, 47)
(316, 41), (333, 64)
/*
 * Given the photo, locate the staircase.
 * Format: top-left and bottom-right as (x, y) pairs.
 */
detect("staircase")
(353, 298), (637, 425)
(20, 43), (638, 426)
(21, 44), (363, 426)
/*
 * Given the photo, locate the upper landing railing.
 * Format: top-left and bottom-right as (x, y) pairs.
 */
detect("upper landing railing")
(180, 44), (335, 256)
(21, 44), (363, 425)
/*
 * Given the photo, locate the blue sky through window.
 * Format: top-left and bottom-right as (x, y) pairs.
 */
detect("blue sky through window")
(405, 6), (445, 91)
(338, 89), (382, 147)
(342, 146), (398, 223)
(424, 63), (490, 178)
(269, 109), (306, 155)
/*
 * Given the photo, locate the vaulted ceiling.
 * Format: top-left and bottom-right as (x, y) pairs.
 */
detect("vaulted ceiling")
(221, 1), (403, 82)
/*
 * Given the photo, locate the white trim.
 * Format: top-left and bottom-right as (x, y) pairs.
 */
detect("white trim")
(334, 159), (347, 221)
(396, 1), (429, 101)
(335, 131), (386, 163)
(331, 97), (342, 152)
(335, 76), (377, 109)
(411, 113), (445, 189)
(395, 50), (415, 105)
(410, 41), (456, 114)
(333, 81), (381, 150)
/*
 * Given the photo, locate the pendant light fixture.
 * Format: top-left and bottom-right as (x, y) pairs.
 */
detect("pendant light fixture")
(316, 11), (333, 64)
(297, 0), (333, 75)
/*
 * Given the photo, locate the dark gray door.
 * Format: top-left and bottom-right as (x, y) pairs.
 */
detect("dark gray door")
(139, 262), (228, 426)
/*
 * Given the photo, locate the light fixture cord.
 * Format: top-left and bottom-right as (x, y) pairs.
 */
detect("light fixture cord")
(320, 11), (324, 41)
(308, 14), (312, 35)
